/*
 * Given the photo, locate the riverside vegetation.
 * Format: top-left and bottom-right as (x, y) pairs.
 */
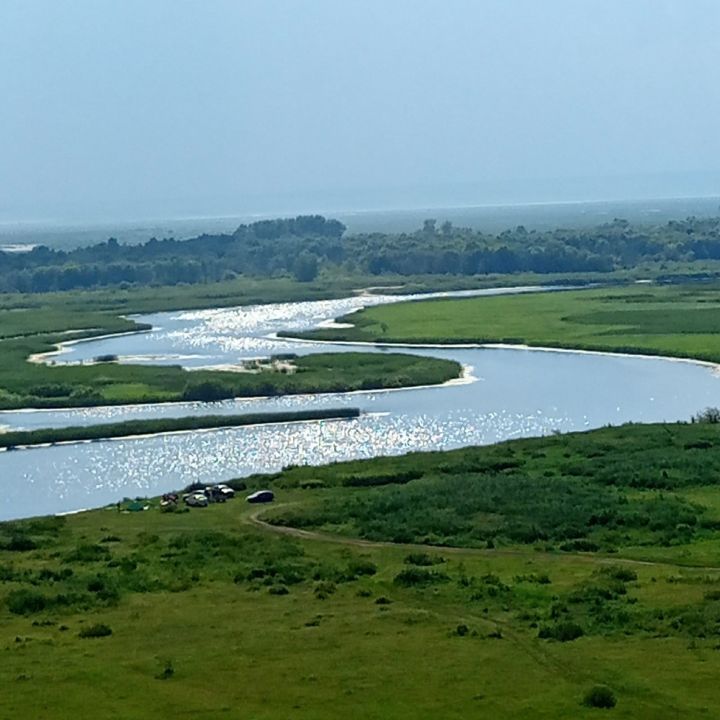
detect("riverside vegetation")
(0, 409), (360, 449)
(298, 282), (720, 364)
(4, 421), (720, 717)
(0, 325), (460, 409)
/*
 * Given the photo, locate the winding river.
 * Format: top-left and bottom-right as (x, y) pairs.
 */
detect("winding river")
(2, 285), (720, 521)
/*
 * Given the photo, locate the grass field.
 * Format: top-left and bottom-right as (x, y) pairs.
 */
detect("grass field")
(4, 423), (720, 718)
(299, 283), (720, 364)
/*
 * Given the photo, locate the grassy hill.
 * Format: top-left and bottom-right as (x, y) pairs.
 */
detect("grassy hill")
(4, 422), (720, 718)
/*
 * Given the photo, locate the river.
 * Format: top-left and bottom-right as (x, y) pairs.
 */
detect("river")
(1, 285), (719, 521)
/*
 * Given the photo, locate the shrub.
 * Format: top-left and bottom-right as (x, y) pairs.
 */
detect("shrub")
(341, 470), (423, 487)
(559, 539), (600, 553)
(78, 623), (112, 638)
(404, 552), (444, 566)
(299, 479), (326, 489)
(64, 543), (111, 563)
(346, 559), (377, 577)
(582, 685), (617, 709)
(269, 585), (289, 595)
(599, 566), (637, 583)
(7, 589), (48, 615)
(394, 568), (449, 587)
(4, 535), (37, 552)
(182, 380), (234, 402)
(30, 383), (75, 398)
(314, 581), (336, 599)
(156, 659), (174, 680)
(538, 621), (584, 642)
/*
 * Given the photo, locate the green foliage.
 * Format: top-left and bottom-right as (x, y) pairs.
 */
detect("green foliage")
(292, 252), (319, 282)
(0, 409), (360, 448)
(394, 568), (450, 587)
(404, 552), (444, 566)
(78, 623), (113, 638)
(5, 214), (720, 294)
(7, 589), (49, 615)
(693, 407), (720, 424)
(273, 423), (720, 551)
(582, 685), (617, 709)
(301, 282), (720, 366)
(538, 621), (584, 642)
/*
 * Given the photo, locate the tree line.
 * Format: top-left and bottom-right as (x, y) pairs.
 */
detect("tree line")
(1, 213), (720, 293)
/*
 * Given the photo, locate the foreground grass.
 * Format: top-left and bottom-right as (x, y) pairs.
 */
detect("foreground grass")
(299, 283), (720, 364)
(5, 423), (720, 717)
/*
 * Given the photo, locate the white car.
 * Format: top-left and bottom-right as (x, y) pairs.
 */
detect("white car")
(184, 492), (209, 507)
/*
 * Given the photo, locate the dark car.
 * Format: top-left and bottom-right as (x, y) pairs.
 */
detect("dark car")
(246, 490), (274, 504)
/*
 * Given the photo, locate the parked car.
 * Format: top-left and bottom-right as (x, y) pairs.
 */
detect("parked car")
(217, 484), (235, 499)
(246, 490), (274, 504)
(184, 491), (209, 507)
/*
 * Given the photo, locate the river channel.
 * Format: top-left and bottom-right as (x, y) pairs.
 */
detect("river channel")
(2, 285), (719, 520)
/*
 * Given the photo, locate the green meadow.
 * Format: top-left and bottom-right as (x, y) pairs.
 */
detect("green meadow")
(299, 283), (720, 364)
(4, 423), (720, 718)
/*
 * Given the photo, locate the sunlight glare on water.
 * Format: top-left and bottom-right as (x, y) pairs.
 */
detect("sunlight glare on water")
(2, 285), (720, 520)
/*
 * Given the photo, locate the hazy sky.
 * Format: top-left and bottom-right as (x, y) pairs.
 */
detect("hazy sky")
(1, 0), (719, 221)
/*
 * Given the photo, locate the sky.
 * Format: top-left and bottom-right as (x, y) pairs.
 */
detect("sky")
(1, 0), (719, 222)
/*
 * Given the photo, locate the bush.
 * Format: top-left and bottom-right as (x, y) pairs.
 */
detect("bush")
(341, 470), (423, 487)
(4, 535), (37, 552)
(156, 659), (174, 680)
(346, 559), (377, 577)
(404, 552), (444, 566)
(182, 380), (234, 402)
(7, 589), (48, 615)
(394, 568), (449, 587)
(64, 543), (111, 563)
(693, 407), (720, 424)
(582, 685), (617, 709)
(78, 623), (113, 638)
(559, 539), (600, 553)
(599, 566), (637, 583)
(538, 621), (584, 642)
(314, 581), (336, 600)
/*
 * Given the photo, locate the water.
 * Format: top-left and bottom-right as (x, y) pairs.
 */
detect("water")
(2, 286), (720, 521)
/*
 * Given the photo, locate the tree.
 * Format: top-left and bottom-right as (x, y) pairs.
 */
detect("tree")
(292, 252), (319, 282)
(422, 219), (437, 235)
